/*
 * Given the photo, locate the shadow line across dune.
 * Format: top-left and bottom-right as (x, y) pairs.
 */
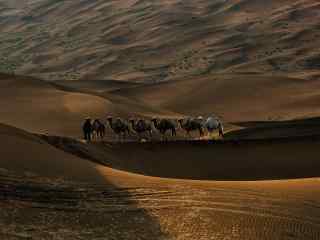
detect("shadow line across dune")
(0, 124), (171, 239)
(41, 134), (320, 181)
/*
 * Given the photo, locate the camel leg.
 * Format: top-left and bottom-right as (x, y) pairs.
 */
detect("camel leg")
(199, 128), (204, 140)
(91, 131), (94, 141)
(187, 131), (191, 140)
(124, 130), (128, 142)
(87, 132), (91, 142)
(219, 130), (224, 139)
(163, 134), (167, 142)
(172, 129), (176, 138)
(207, 130), (212, 140)
(160, 132), (165, 142)
(138, 133), (141, 142)
(122, 132), (125, 142)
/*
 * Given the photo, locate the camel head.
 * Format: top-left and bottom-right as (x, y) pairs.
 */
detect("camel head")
(85, 117), (92, 123)
(197, 116), (204, 122)
(178, 119), (184, 124)
(129, 119), (135, 126)
(151, 118), (159, 129)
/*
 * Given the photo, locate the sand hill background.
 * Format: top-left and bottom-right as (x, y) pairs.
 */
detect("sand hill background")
(0, 0), (319, 81)
(1, 72), (320, 139)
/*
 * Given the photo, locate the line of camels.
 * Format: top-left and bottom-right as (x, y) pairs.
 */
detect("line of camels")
(83, 116), (224, 142)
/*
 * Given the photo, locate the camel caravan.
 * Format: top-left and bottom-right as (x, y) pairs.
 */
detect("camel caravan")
(82, 116), (224, 142)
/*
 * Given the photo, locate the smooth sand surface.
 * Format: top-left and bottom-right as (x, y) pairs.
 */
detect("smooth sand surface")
(0, 73), (173, 137)
(112, 74), (320, 122)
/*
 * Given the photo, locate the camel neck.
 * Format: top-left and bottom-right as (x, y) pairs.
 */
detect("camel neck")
(153, 120), (159, 129)
(107, 119), (114, 128)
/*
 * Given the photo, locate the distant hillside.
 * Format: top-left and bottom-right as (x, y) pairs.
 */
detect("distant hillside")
(0, 0), (319, 82)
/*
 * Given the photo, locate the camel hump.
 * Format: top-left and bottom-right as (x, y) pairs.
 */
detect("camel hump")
(205, 117), (219, 129)
(185, 118), (193, 128)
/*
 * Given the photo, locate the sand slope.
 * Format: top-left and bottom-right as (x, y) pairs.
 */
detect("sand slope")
(0, 73), (173, 137)
(0, 122), (320, 239)
(226, 117), (320, 139)
(112, 74), (320, 122)
(0, 123), (107, 183)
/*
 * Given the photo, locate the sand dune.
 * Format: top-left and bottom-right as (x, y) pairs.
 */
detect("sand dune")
(52, 79), (141, 93)
(0, 73), (173, 137)
(1, 1), (320, 238)
(0, 122), (320, 239)
(112, 74), (320, 122)
(0, 123), (107, 183)
(1, 117), (319, 183)
(0, 122), (169, 186)
(226, 117), (320, 139)
(0, 73), (115, 136)
(0, 0), (319, 81)
(5, 72), (320, 139)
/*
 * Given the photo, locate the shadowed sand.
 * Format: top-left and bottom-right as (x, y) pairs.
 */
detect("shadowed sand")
(41, 134), (320, 181)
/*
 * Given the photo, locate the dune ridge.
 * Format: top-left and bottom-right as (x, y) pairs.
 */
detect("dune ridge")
(0, 73), (176, 137)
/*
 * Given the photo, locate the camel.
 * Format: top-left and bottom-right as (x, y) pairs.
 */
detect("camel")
(204, 116), (224, 138)
(178, 118), (204, 138)
(92, 119), (106, 140)
(107, 117), (130, 141)
(129, 119), (152, 140)
(151, 118), (176, 140)
(82, 118), (92, 142)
